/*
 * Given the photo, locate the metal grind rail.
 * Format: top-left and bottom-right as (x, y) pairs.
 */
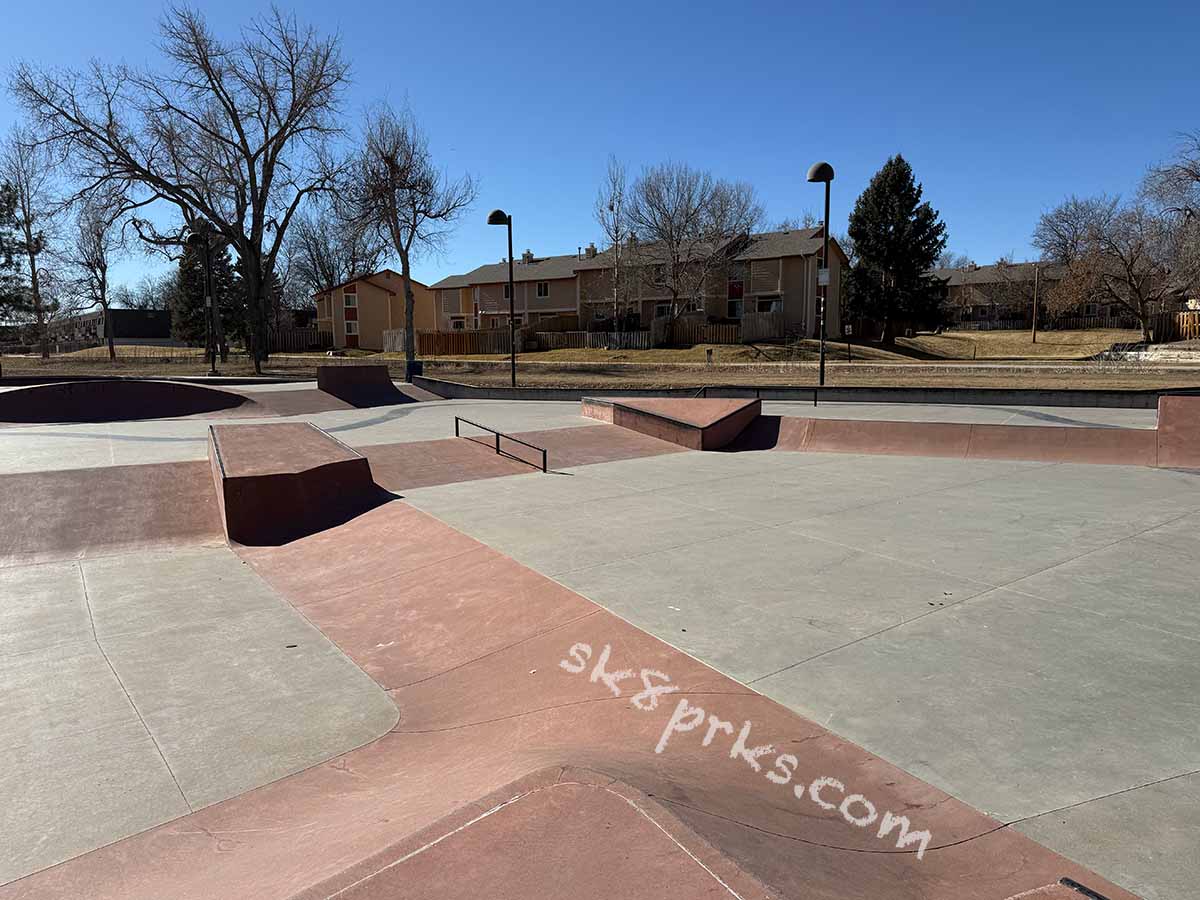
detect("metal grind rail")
(454, 416), (548, 473)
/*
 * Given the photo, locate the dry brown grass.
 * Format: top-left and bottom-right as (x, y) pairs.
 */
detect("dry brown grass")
(898, 329), (1141, 360)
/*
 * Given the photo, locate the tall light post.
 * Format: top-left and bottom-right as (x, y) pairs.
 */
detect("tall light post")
(487, 208), (517, 387)
(806, 161), (835, 387)
(185, 220), (220, 377)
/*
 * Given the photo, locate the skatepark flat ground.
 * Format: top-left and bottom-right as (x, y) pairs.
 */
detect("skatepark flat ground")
(0, 387), (1194, 899)
(400, 445), (1200, 900)
(0, 390), (1158, 475)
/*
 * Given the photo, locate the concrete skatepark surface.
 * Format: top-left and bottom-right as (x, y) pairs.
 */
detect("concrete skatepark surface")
(0, 379), (1196, 898)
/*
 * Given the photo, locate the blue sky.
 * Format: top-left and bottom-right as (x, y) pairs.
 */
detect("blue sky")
(3, 0), (1197, 290)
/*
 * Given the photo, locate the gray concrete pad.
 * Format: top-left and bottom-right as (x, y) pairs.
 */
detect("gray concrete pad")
(0, 546), (397, 885)
(402, 448), (1200, 900)
(0, 399), (598, 474)
(1016, 772), (1200, 900)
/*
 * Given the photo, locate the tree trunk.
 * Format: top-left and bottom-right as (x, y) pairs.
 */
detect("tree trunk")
(400, 252), (416, 381)
(880, 316), (895, 347)
(104, 304), (115, 361)
(25, 243), (48, 359)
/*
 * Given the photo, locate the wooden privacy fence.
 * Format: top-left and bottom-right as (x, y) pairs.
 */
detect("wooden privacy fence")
(740, 311), (785, 342)
(269, 326), (332, 352)
(652, 316), (742, 346)
(1153, 310), (1200, 342)
(535, 331), (651, 351)
(409, 329), (512, 356)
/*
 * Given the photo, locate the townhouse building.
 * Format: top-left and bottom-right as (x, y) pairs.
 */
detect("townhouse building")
(313, 269), (437, 350)
(429, 227), (846, 338)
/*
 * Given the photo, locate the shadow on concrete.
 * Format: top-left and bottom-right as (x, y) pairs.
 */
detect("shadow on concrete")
(717, 414), (783, 451)
(0, 380), (247, 423)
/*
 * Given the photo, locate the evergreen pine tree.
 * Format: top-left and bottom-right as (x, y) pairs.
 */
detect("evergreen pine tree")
(0, 182), (20, 316)
(846, 155), (948, 342)
(172, 244), (243, 346)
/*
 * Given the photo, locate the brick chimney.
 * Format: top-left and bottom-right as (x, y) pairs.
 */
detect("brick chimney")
(521, 249), (534, 264)
(585, 242), (597, 259)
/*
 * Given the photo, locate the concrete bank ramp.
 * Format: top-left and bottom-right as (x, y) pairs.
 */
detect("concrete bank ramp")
(0, 379), (248, 423)
(0, 461), (224, 567)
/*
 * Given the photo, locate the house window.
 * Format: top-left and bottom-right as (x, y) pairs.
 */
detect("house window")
(536, 281), (549, 298)
(655, 302), (671, 318)
(728, 299), (744, 319)
(343, 293), (357, 308)
(728, 278), (744, 300)
(503, 283), (511, 300)
(345, 321), (359, 335)
(450, 317), (465, 331)
(1085, 303), (1099, 316)
(756, 297), (781, 313)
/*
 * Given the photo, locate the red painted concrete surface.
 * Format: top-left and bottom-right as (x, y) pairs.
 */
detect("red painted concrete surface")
(364, 424), (684, 491)
(595, 395), (1200, 469)
(2, 496), (1139, 900)
(0, 461), (223, 568)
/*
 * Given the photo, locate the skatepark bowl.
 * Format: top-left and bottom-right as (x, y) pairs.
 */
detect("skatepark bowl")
(1, 372), (1198, 899)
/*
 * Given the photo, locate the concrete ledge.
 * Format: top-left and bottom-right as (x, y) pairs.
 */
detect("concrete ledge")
(208, 423), (385, 545)
(583, 397), (761, 450)
(806, 418), (974, 457)
(414, 375), (1192, 409)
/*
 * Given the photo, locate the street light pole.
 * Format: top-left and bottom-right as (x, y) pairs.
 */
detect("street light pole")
(186, 221), (220, 377)
(806, 162), (835, 389)
(488, 209), (517, 388)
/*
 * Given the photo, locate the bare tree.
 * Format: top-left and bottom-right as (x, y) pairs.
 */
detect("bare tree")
(588, 155), (642, 323)
(1036, 196), (1175, 341)
(341, 105), (476, 374)
(113, 271), (178, 311)
(65, 196), (125, 359)
(626, 161), (763, 321)
(286, 203), (388, 297)
(12, 7), (349, 372)
(1, 127), (60, 357)
(1145, 132), (1200, 304)
(1032, 195), (1119, 265)
(936, 249), (975, 269)
(772, 212), (819, 231)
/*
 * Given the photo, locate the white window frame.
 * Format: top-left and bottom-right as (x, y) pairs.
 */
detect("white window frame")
(654, 302), (671, 318)
(503, 283), (511, 300)
(756, 297), (782, 314)
(345, 320), (359, 335)
(536, 281), (550, 298)
(343, 293), (357, 308)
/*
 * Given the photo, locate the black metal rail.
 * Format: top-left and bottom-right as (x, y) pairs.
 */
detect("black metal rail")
(454, 416), (548, 473)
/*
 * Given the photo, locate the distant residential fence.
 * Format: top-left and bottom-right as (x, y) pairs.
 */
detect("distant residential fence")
(740, 310), (786, 342)
(409, 328), (513, 356)
(1152, 310), (1200, 343)
(651, 316), (742, 346)
(535, 330), (651, 351)
(1047, 314), (1140, 331)
(269, 326), (333, 352)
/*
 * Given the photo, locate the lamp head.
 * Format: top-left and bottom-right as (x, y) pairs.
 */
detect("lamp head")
(806, 161), (835, 183)
(487, 209), (510, 226)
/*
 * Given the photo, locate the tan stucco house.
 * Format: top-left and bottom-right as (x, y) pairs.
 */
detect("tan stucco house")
(313, 269), (437, 350)
(429, 250), (582, 331)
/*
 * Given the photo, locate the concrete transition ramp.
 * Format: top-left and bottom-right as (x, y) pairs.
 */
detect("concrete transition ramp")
(590, 395), (1200, 468)
(0, 379), (248, 423)
(317, 364), (419, 408)
(208, 422), (388, 545)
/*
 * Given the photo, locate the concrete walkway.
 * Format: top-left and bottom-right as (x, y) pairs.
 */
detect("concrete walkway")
(0, 545), (396, 884)
(401, 450), (1200, 900)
